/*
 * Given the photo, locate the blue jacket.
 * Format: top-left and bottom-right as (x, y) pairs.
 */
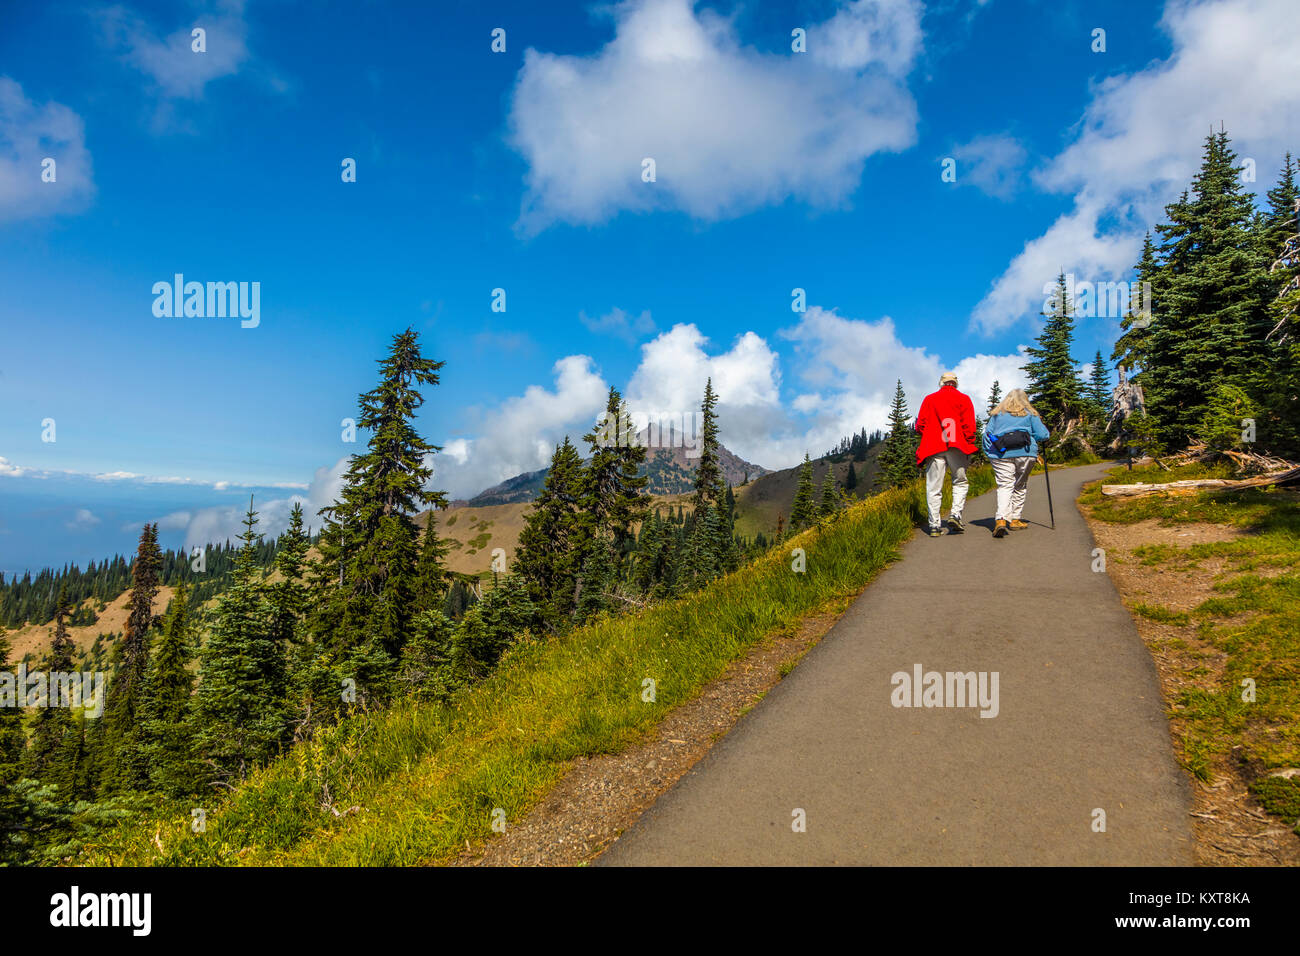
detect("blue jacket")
(983, 412), (1050, 459)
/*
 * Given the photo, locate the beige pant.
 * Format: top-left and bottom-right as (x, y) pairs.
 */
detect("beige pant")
(923, 449), (969, 528)
(991, 457), (1034, 520)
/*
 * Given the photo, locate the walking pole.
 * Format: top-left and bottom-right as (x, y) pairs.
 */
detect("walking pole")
(1041, 439), (1055, 530)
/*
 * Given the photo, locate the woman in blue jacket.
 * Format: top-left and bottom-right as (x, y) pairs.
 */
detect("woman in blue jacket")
(982, 388), (1050, 538)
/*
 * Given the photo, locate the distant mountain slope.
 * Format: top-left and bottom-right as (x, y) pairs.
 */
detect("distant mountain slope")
(733, 445), (884, 539)
(467, 435), (768, 507)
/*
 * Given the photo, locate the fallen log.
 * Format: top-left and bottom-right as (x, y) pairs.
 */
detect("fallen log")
(1102, 466), (1300, 498)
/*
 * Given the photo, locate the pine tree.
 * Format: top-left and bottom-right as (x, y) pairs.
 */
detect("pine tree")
(312, 329), (448, 658)
(1022, 273), (1085, 434)
(1112, 232), (1159, 377)
(875, 381), (919, 490)
(23, 586), (75, 789)
(514, 438), (584, 628)
(573, 388), (649, 616)
(693, 379), (725, 510)
(844, 461), (858, 492)
(818, 469), (840, 517)
(789, 455), (816, 529)
(139, 583), (199, 797)
(267, 503), (309, 649)
(1144, 131), (1273, 445)
(414, 511), (452, 613)
(99, 523), (161, 793)
(987, 380), (1002, 413)
(193, 499), (284, 783)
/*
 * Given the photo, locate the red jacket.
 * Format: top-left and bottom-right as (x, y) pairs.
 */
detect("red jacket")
(913, 384), (977, 464)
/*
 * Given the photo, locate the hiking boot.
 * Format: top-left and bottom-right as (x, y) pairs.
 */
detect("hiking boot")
(993, 519), (1009, 538)
(947, 514), (965, 534)
(927, 526), (942, 537)
(1009, 519), (1029, 530)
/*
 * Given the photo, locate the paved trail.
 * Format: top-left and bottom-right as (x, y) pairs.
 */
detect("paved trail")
(599, 464), (1194, 865)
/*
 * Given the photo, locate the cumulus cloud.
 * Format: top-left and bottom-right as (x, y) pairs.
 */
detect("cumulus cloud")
(508, 0), (922, 231)
(973, 0), (1300, 333)
(0, 77), (94, 223)
(0, 457), (28, 478)
(162, 455), (347, 551)
(430, 356), (610, 499)
(626, 323), (784, 464)
(775, 306), (1028, 463)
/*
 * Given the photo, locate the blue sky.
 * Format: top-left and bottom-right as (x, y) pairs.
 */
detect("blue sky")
(2, 0), (1298, 572)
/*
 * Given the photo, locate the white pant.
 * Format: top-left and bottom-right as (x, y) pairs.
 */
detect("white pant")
(991, 457), (1034, 520)
(923, 449), (969, 528)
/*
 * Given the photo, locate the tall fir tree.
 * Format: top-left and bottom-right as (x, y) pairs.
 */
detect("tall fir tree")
(99, 523), (161, 793)
(1022, 273), (1085, 434)
(875, 381), (919, 490)
(194, 499), (285, 783)
(573, 388), (649, 616)
(414, 510), (452, 613)
(818, 469), (841, 517)
(789, 454), (816, 529)
(312, 329), (448, 658)
(23, 586), (75, 790)
(986, 380), (1002, 413)
(1112, 232), (1159, 378)
(514, 438), (585, 628)
(139, 583), (199, 797)
(692, 379), (725, 509)
(1144, 131), (1273, 445)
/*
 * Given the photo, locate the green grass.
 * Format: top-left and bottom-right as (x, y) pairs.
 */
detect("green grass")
(1084, 466), (1300, 832)
(1131, 602), (1192, 626)
(84, 474), (990, 866)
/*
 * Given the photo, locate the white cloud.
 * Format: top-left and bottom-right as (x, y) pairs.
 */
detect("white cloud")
(0, 77), (94, 223)
(775, 306), (1028, 463)
(66, 508), (101, 531)
(626, 323), (784, 465)
(580, 307), (657, 344)
(431, 356), (611, 499)
(948, 133), (1027, 200)
(507, 0), (922, 231)
(973, 0), (1300, 333)
(0, 457), (27, 477)
(98, 0), (251, 100)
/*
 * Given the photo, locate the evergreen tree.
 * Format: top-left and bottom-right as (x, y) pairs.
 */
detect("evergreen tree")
(514, 438), (584, 628)
(818, 469), (841, 517)
(194, 499), (284, 783)
(414, 511), (452, 613)
(987, 380), (1002, 413)
(1022, 273), (1085, 434)
(844, 461), (858, 492)
(1089, 351), (1111, 411)
(875, 381), (919, 490)
(1111, 232), (1159, 377)
(693, 379), (725, 510)
(312, 329), (448, 659)
(139, 583), (199, 797)
(99, 523), (161, 793)
(23, 587), (75, 789)
(573, 388), (648, 615)
(1144, 131), (1273, 445)
(267, 503), (310, 649)
(789, 455), (816, 530)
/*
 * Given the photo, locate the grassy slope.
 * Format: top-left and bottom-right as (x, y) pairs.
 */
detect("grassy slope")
(83, 468), (991, 866)
(1081, 463), (1300, 833)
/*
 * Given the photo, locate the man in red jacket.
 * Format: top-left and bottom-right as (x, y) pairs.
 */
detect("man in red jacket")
(913, 372), (977, 536)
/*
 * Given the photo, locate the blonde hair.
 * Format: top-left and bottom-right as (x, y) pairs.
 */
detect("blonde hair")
(990, 388), (1040, 418)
